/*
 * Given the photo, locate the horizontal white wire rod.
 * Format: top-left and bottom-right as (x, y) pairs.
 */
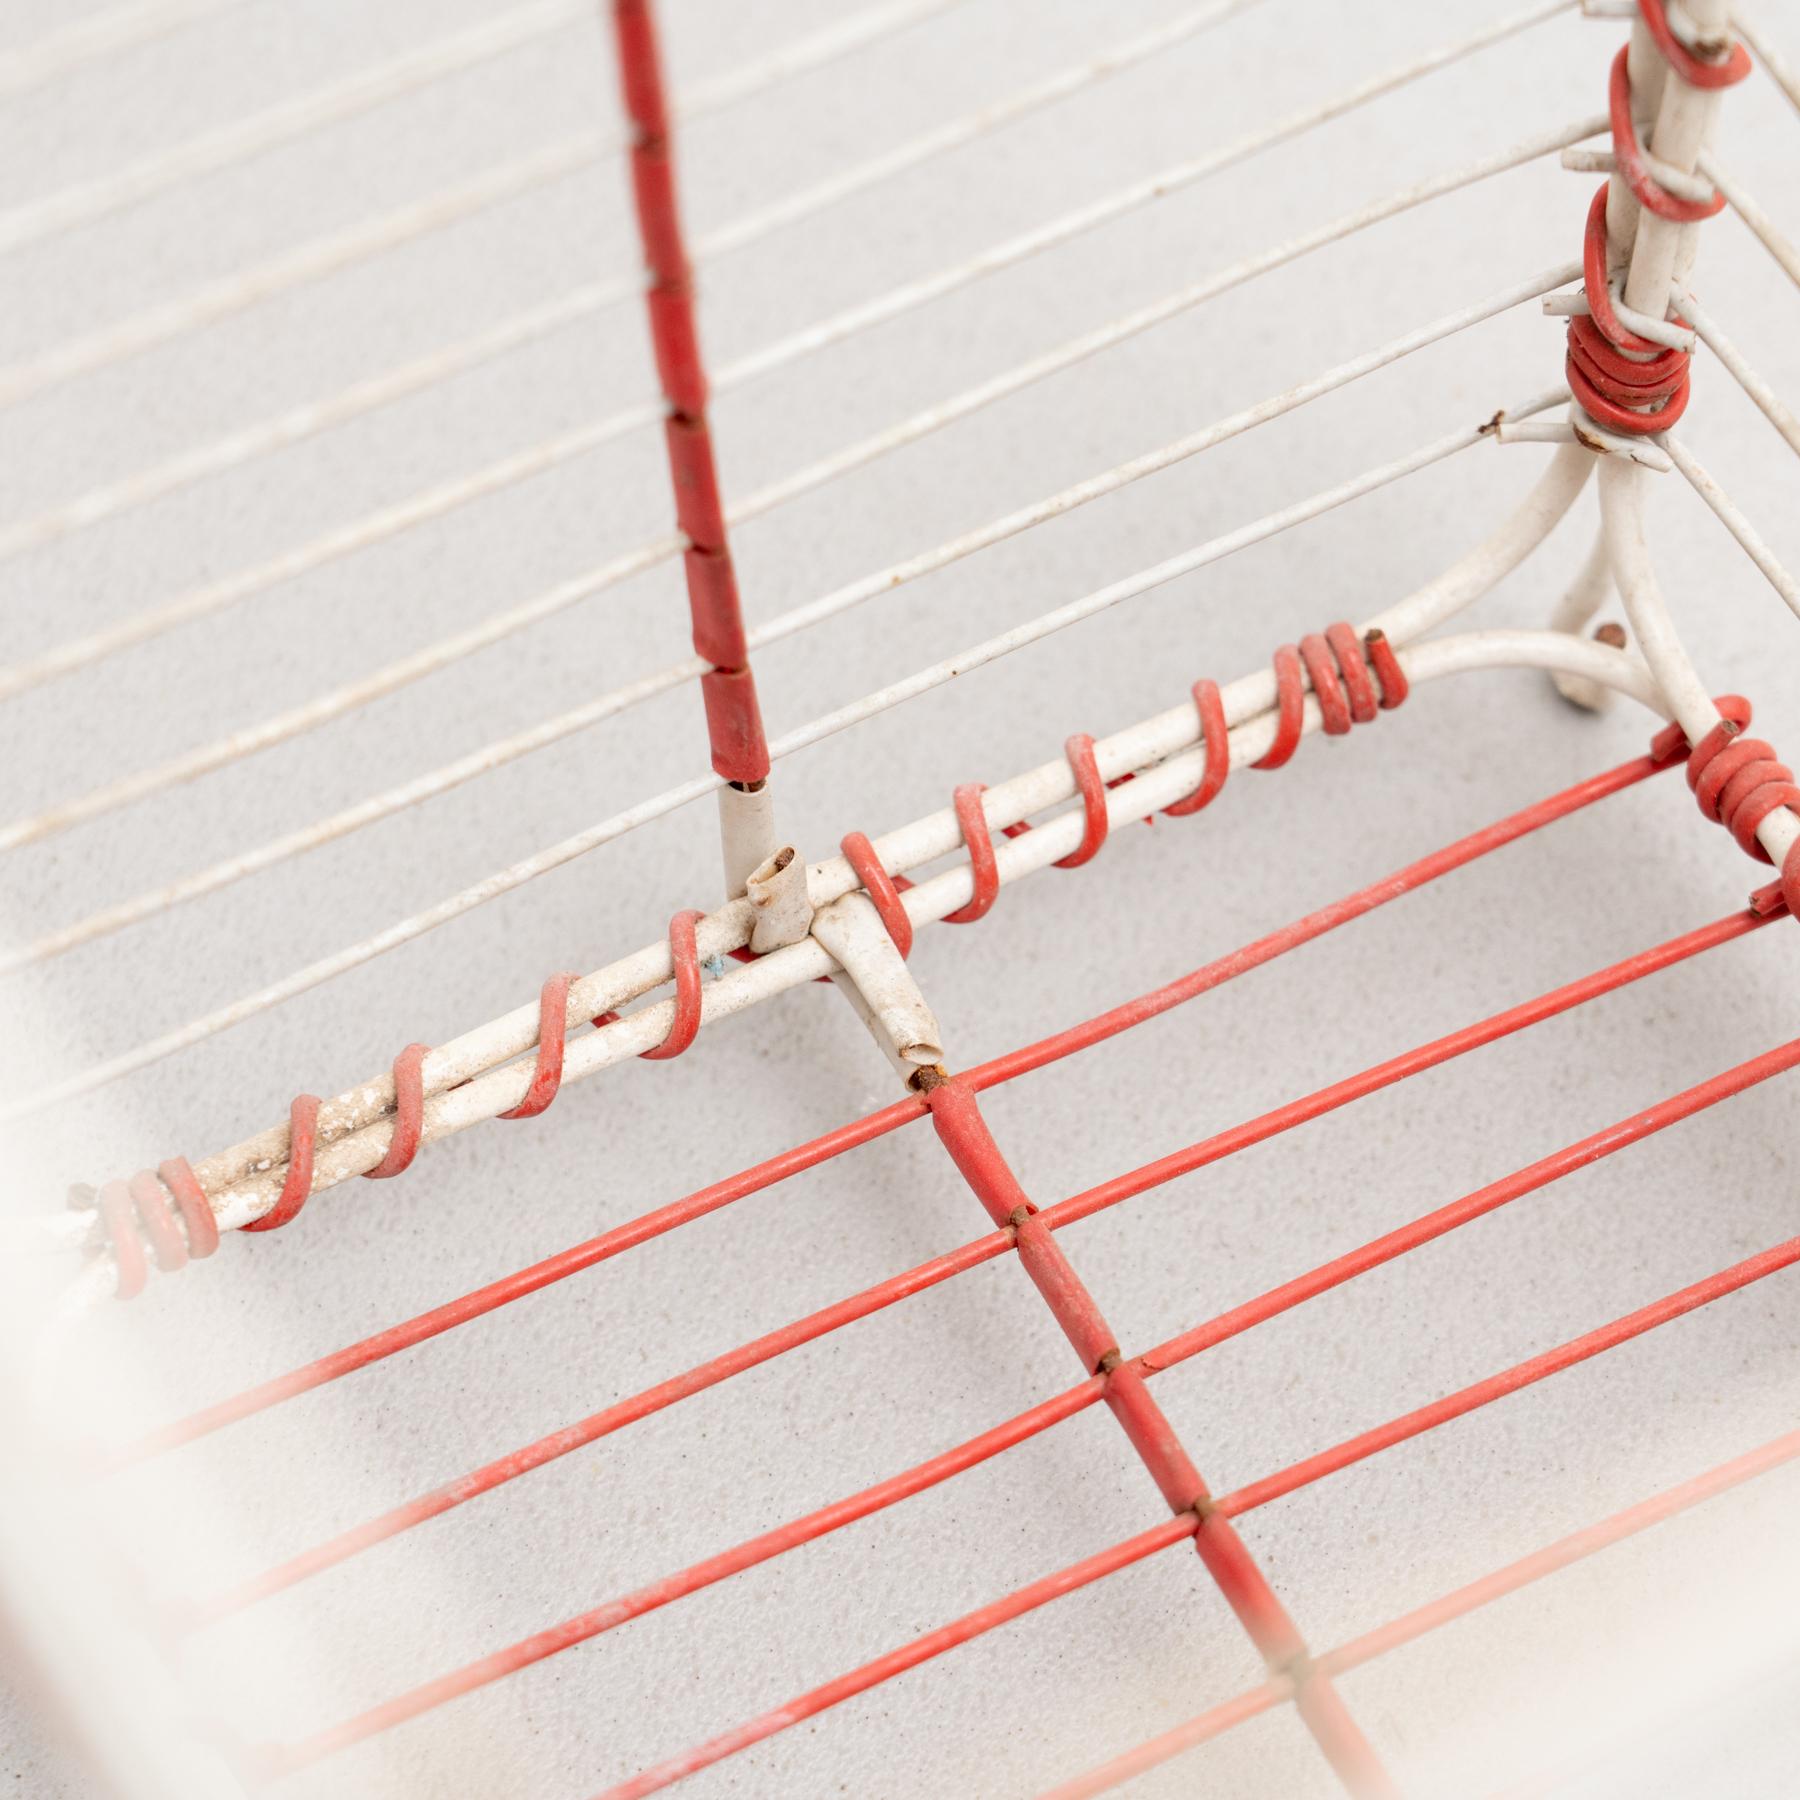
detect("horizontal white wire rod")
(0, 0), (1266, 555)
(0, 262), (1580, 975)
(0, 385), (1576, 1120)
(35, 433), (1595, 1211)
(0, 136), (611, 413)
(1734, 7), (1800, 120)
(1698, 150), (1800, 292)
(0, 0), (244, 98)
(0, 0), (598, 261)
(1667, 282), (1800, 459)
(41, 616), (1657, 1252)
(1662, 432), (1800, 624)
(0, 5), (1582, 627)
(0, 0), (962, 410)
(0, 113), (1606, 848)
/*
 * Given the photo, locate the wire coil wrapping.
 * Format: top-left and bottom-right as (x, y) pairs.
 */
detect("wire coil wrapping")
(1564, 1), (1750, 435)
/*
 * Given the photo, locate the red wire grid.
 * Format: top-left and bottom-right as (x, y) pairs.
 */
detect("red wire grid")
(65, 1), (1800, 1793)
(99, 720), (1798, 1794)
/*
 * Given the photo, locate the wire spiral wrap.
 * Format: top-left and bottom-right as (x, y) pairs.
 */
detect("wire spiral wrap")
(1565, 2), (1750, 435)
(79, 1159), (218, 1299)
(841, 831), (915, 958)
(1255, 626), (1409, 771)
(1651, 696), (1800, 917)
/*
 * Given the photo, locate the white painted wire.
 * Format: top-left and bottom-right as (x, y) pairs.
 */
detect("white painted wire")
(1667, 283), (1800, 460)
(21, 404), (1599, 1226)
(0, 10), (1592, 701)
(0, 0), (969, 410)
(1661, 433), (1800, 624)
(0, 0), (1268, 554)
(0, 387), (1573, 1119)
(0, 0), (595, 259)
(0, 0), (246, 99)
(68, 621), (1663, 1249)
(1733, 7), (1800, 121)
(0, 262), (1580, 974)
(1697, 152), (1800, 292)
(0, 109), (1607, 843)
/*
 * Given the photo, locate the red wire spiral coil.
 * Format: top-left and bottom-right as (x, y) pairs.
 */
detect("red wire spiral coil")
(863, 630), (1405, 948)
(840, 831), (915, 957)
(945, 783), (1001, 924)
(364, 1042), (431, 1176)
(1651, 696), (1800, 917)
(1255, 625), (1408, 771)
(83, 1159), (219, 1299)
(115, 914), (705, 1288)
(240, 1094), (321, 1235)
(1565, 3), (1750, 435)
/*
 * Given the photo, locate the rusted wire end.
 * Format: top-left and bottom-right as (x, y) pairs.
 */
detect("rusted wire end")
(908, 1062), (951, 1094)
(1094, 1347), (1122, 1376)
(1593, 621), (1628, 650)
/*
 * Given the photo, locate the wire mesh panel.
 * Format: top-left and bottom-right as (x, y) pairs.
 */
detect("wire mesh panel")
(1, 1), (1798, 1796)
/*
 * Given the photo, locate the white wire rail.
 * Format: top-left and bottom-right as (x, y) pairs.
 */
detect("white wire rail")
(0, 105), (1610, 847)
(0, 0), (248, 99)
(0, 0), (1269, 554)
(0, 5), (1586, 714)
(5, 387), (1595, 1120)
(1, 259), (1580, 976)
(9, 0), (1799, 1256)
(0, 0), (969, 409)
(0, 0), (597, 258)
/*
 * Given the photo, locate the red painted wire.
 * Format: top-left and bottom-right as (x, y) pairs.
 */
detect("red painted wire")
(592, 1236), (1800, 1799)
(188, 1227), (1012, 1627)
(1044, 1423), (1800, 1798)
(230, 906), (1771, 1759)
(108, 1100), (923, 1469)
(94, 1181), (148, 1300)
(1658, 700), (1800, 915)
(591, 1515), (1203, 1800)
(265, 1380), (1106, 1773)
(638, 910), (703, 1060)
(1563, 2), (1751, 436)
(1217, 1232), (1800, 1519)
(1053, 735), (1110, 868)
(925, 1074), (1393, 1797)
(500, 975), (579, 1119)
(363, 1043), (430, 1178)
(1638, 0), (1751, 88)
(1163, 680), (1229, 816)
(1606, 47), (1726, 224)
(610, 0), (768, 784)
(240, 1094), (321, 1233)
(840, 830), (914, 957)
(111, 749), (1680, 1463)
(157, 1157), (219, 1261)
(1117, 1027), (1800, 1375)
(944, 782), (1000, 922)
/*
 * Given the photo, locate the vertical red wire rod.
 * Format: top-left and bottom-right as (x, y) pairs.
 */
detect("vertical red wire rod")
(923, 1073), (1396, 1797)
(1043, 1423), (1800, 1799)
(611, 0), (770, 787)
